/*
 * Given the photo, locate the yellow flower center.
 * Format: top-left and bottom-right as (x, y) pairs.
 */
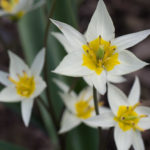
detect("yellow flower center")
(114, 103), (147, 132)
(75, 92), (103, 119)
(0, 0), (19, 12)
(9, 72), (35, 98)
(82, 36), (120, 75)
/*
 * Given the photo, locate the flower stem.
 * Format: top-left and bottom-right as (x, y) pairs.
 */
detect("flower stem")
(43, 1), (66, 150)
(93, 86), (100, 115)
(93, 86), (103, 150)
(43, 0), (58, 129)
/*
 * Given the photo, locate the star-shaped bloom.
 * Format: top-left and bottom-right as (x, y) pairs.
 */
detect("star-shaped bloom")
(84, 77), (150, 150)
(51, 0), (149, 95)
(54, 79), (109, 134)
(0, 0), (45, 18)
(0, 48), (46, 126)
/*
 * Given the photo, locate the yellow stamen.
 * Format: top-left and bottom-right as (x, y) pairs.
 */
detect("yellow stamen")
(82, 36), (120, 75)
(114, 103), (147, 132)
(75, 94), (94, 119)
(9, 71), (35, 98)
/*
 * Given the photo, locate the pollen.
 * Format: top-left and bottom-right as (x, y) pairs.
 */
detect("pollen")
(114, 103), (147, 132)
(9, 71), (35, 98)
(82, 36), (120, 75)
(0, 0), (19, 12)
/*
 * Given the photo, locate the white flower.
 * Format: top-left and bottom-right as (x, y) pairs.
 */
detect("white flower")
(54, 79), (109, 134)
(0, 48), (46, 126)
(51, 0), (149, 95)
(0, 0), (45, 18)
(84, 77), (150, 150)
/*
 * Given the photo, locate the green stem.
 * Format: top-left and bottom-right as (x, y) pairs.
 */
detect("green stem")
(43, 0), (58, 129)
(43, 1), (66, 150)
(93, 86), (103, 150)
(93, 86), (100, 115)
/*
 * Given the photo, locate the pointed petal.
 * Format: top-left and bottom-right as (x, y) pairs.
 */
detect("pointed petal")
(108, 83), (128, 115)
(31, 77), (46, 99)
(85, 0), (115, 42)
(107, 74), (126, 83)
(0, 71), (11, 86)
(128, 77), (140, 105)
(59, 92), (76, 114)
(53, 79), (76, 97)
(112, 29), (150, 51)
(8, 51), (30, 80)
(84, 111), (114, 128)
(21, 98), (34, 127)
(133, 131), (144, 150)
(114, 125), (133, 150)
(138, 117), (150, 130)
(135, 106), (150, 116)
(50, 19), (86, 50)
(53, 51), (93, 77)
(0, 86), (21, 102)
(31, 48), (45, 76)
(109, 50), (148, 75)
(91, 71), (107, 95)
(51, 32), (76, 53)
(59, 110), (81, 134)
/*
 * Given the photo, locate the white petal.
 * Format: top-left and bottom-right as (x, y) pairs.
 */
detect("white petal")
(84, 111), (115, 128)
(108, 83), (128, 115)
(83, 75), (93, 86)
(51, 32), (76, 53)
(91, 71), (107, 95)
(0, 71), (11, 86)
(59, 110), (81, 134)
(31, 48), (45, 76)
(112, 29), (150, 51)
(59, 92), (76, 114)
(21, 98), (34, 127)
(53, 51), (93, 77)
(99, 107), (112, 114)
(128, 77), (140, 105)
(114, 125), (133, 150)
(135, 106), (150, 116)
(0, 86), (21, 102)
(53, 78), (76, 97)
(50, 19), (86, 51)
(77, 86), (93, 101)
(109, 50), (148, 76)
(8, 51), (30, 80)
(85, 0), (115, 42)
(12, 0), (29, 14)
(31, 76), (46, 99)
(138, 117), (150, 130)
(133, 131), (144, 150)
(107, 74), (126, 83)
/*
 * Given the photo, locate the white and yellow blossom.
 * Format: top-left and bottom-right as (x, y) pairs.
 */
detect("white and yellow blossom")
(0, 0), (45, 18)
(0, 48), (46, 126)
(51, 0), (149, 95)
(54, 79), (109, 134)
(85, 77), (150, 150)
